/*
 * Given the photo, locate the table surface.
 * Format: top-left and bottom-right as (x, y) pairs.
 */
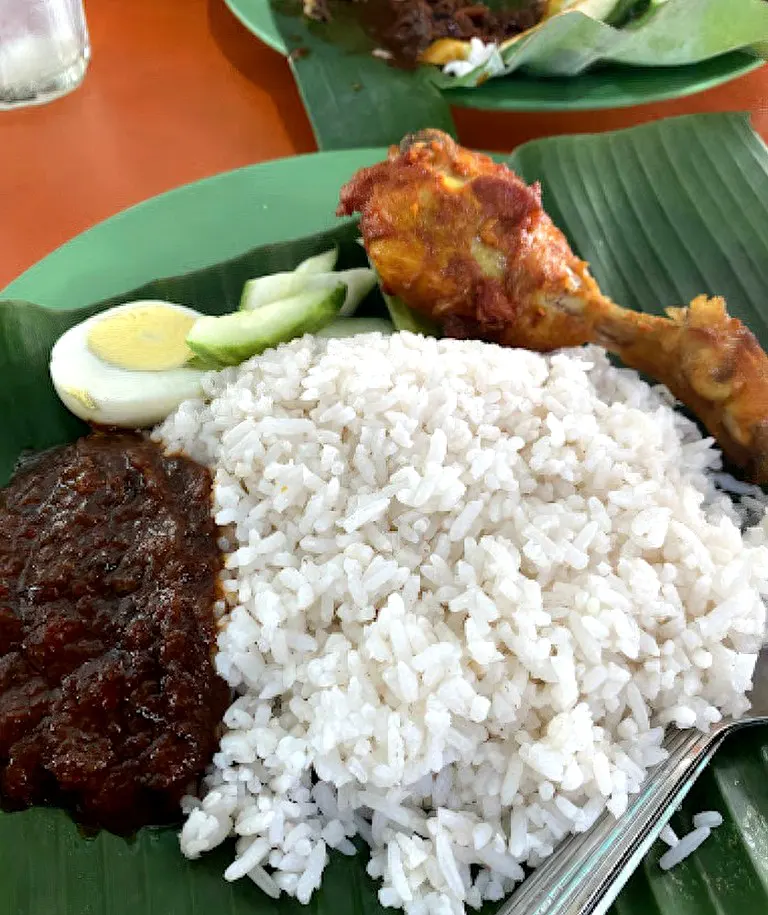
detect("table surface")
(2, 0), (768, 290)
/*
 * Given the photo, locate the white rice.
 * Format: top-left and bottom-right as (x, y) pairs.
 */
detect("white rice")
(692, 810), (723, 829)
(657, 810), (724, 868)
(658, 826), (712, 871)
(154, 333), (768, 915)
(442, 38), (505, 80)
(659, 824), (679, 847)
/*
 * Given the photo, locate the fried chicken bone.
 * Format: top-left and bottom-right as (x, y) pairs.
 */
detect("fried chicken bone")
(338, 129), (768, 484)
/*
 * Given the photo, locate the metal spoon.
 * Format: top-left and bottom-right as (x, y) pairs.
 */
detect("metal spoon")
(499, 644), (768, 915)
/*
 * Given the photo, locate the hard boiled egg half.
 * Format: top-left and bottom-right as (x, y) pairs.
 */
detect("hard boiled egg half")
(50, 301), (207, 427)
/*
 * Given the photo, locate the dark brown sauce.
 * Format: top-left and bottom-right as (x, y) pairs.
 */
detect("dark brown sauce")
(275, 0), (547, 69)
(335, 0), (546, 68)
(0, 433), (229, 835)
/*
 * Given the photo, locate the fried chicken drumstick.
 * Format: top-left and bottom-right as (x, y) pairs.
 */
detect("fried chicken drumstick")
(338, 130), (768, 483)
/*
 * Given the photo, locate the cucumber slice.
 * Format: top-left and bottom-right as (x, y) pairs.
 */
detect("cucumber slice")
(187, 284), (346, 367)
(382, 291), (441, 337)
(315, 318), (394, 338)
(295, 247), (338, 275)
(337, 269), (377, 316)
(240, 271), (327, 311)
(240, 268), (375, 318)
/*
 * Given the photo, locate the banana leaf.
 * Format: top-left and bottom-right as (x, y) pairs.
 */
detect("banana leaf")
(270, 0), (457, 149)
(3, 112), (768, 915)
(434, 0), (768, 87)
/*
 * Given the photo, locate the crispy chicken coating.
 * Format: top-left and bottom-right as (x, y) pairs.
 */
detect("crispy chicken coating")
(338, 130), (768, 483)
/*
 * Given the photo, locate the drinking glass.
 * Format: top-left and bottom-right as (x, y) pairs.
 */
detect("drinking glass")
(0, 0), (90, 109)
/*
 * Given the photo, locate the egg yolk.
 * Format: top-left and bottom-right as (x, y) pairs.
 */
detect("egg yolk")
(87, 305), (197, 371)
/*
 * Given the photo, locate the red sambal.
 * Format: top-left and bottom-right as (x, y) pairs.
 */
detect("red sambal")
(0, 433), (228, 834)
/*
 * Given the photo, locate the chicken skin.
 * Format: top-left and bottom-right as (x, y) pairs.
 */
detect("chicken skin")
(338, 129), (768, 484)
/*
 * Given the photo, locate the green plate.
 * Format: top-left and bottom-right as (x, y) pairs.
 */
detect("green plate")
(444, 53), (764, 111)
(225, 0), (763, 112)
(3, 113), (768, 915)
(3, 149), (383, 309)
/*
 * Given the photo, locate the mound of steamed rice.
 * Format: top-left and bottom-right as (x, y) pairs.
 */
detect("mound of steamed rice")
(154, 333), (768, 915)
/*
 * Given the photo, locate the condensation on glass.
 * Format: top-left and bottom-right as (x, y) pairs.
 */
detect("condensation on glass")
(0, 0), (90, 109)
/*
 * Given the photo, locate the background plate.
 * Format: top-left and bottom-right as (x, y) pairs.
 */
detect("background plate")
(225, 0), (763, 113)
(3, 113), (768, 915)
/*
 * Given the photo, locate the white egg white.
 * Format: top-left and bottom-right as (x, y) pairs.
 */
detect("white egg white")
(49, 301), (207, 428)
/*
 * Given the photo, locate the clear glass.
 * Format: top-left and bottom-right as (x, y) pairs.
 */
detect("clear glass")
(0, 0), (90, 109)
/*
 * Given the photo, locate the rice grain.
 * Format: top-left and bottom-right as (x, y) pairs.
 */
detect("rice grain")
(156, 334), (768, 915)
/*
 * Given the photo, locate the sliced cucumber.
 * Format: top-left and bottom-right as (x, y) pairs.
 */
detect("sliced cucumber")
(383, 291), (441, 337)
(316, 317), (394, 338)
(240, 268), (376, 318)
(240, 271), (326, 311)
(295, 247), (338, 275)
(336, 269), (377, 316)
(187, 284), (346, 367)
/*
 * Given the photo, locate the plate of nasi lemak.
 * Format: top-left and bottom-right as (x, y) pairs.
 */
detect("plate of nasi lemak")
(3, 113), (768, 915)
(225, 0), (768, 123)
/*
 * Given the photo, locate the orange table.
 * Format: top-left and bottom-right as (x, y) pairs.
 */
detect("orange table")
(2, 0), (767, 289)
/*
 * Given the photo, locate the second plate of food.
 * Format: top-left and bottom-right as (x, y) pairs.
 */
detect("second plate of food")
(226, 0), (766, 114)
